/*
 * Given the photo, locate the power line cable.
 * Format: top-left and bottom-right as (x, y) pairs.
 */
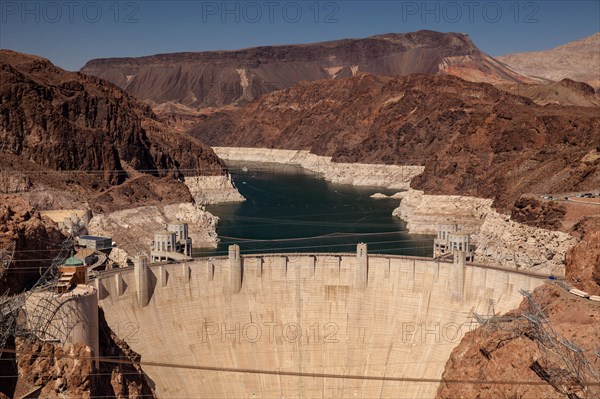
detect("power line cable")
(1, 348), (597, 387)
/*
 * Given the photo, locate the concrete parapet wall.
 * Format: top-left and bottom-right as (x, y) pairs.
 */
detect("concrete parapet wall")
(96, 252), (546, 398)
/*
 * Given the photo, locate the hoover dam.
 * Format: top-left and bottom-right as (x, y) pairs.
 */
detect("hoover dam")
(94, 245), (547, 398)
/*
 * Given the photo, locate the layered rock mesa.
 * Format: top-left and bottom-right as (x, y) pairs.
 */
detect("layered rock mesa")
(80, 30), (533, 111)
(0, 50), (241, 212)
(497, 32), (600, 90)
(190, 73), (600, 212)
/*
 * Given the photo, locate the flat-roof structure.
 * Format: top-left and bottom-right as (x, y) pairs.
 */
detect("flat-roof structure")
(151, 224), (193, 263)
(78, 235), (112, 251)
(79, 235), (109, 241)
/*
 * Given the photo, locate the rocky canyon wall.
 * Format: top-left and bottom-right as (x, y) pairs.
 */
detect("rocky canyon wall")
(393, 189), (576, 275)
(184, 174), (245, 204)
(211, 148), (577, 275)
(392, 189), (492, 236)
(213, 147), (424, 189)
(87, 203), (220, 264)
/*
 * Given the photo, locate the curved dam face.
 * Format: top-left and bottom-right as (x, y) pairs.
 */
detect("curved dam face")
(95, 248), (545, 398)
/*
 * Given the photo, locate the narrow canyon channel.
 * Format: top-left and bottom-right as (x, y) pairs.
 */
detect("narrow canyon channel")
(198, 162), (434, 257)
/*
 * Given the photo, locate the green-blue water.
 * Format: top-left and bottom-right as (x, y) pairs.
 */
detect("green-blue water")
(198, 163), (433, 257)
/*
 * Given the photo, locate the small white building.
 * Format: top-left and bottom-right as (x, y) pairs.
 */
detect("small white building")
(151, 224), (193, 263)
(167, 223), (192, 257)
(433, 224), (474, 261)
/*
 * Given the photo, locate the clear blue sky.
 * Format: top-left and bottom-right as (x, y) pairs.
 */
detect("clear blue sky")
(1, 0), (599, 71)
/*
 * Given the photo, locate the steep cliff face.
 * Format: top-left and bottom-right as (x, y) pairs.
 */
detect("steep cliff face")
(393, 189), (575, 274)
(511, 197), (567, 230)
(437, 216), (600, 398)
(213, 147), (424, 188)
(191, 73), (600, 212)
(474, 210), (575, 275)
(12, 340), (95, 399)
(81, 30), (532, 111)
(0, 196), (66, 294)
(0, 50), (228, 212)
(566, 218), (600, 295)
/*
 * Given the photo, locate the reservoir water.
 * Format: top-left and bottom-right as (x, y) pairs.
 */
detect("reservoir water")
(200, 162), (434, 257)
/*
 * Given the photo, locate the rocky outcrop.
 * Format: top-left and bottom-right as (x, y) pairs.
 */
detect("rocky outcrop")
(10, 308), (156, 399)
(13, 339), (95, 399)
(87, 203), (219, 262)
(437, 210), (600, 399)
(510, 197), (566, 230)
(0, 50), (236, 212)
(370, 192), (404, 199)
(81, 30), (532, 111)
(213, 147), (424, 188)
(566, 218), (600, 295)
(184, 175), (245, 204)
(0, 195), (66, 294)
(0, 170), (31, 194)
(392, 189), (492, 236)
(436, 285), (600, 399)
(192, 73), (600, 212)
(474, 210), (575, 275)
(497, 78), (600, 107)
(394, 189), (575, 274)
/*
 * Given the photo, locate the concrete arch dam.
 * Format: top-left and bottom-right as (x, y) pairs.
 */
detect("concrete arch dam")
(95, 246), (546, 398)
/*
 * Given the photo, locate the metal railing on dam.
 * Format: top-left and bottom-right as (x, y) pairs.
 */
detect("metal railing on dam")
(93, 244), (548, 398)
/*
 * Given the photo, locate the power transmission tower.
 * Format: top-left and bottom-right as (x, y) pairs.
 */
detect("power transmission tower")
(0, 238), (72, 358)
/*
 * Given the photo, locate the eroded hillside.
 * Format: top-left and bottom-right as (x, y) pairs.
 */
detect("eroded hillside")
(190, 73), (600, 212)
(0, 50), (227, 213)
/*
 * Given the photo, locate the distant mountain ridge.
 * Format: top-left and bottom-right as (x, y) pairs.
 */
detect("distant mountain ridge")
(80, 30), (533, 111)
(497, 32), (600, 89)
